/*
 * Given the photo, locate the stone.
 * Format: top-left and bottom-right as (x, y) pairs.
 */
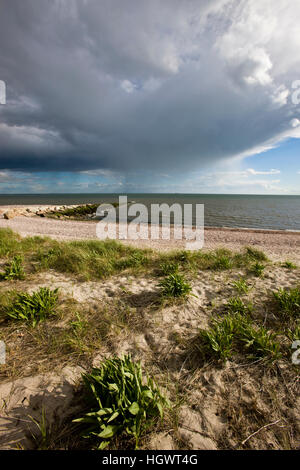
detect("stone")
(3, 210), (19, 219)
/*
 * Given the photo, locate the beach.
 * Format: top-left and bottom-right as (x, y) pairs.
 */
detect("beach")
(0, 205), (299, 262)
(0, 206), (299, 450)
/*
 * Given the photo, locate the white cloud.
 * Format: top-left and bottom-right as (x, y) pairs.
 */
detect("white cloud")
(246, 168), (280, 176)
(121, 80), (137, 94)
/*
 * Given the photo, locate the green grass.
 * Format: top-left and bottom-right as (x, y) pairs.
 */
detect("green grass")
(34, 240), (151, 280)
(232, 278), (249, 294)
(0, 228), (273, 282)
(226, 296), (252, 315)
(5, 287), (59, 327)
(250, 262), (265, 277)
(286, 322), (300, 341)
(196, 315), (241, 361)
(159, 272), (192, 298)
(159, 261), (179, 276)
(0, 255), (25, 280)
(73, 355), (169, 449)
(240, 324), (281, 360)
(273, 287), (300, 318)
(196, 314), (281, 362)
(282, 261), (297, 269)
(244, 246), (268, 262)
(212, 255), (233, 270)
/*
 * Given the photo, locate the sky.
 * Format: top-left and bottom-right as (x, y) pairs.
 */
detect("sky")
(0, 0), (299, 194)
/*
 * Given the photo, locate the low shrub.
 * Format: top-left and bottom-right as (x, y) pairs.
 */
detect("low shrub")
(73, 355), (169, 449)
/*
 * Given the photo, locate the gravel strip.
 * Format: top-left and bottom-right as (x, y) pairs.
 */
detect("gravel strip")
(0, 214), (299, 262)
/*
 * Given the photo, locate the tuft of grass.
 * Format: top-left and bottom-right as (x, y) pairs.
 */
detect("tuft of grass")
(232, 278), (249, 294)
(273, 287), (300, 319)
(159, 261), (179, 276)
(196, 314), (281, 363)
(226, 296), (252, 315)
(73, 355), (169, 449)
(159, 272), (192, 298)
(240, 324), (281, 360)
(114, 251), (148, 270)
(282, 261), (297, 270)
(250, 262), (265, 277)
(285, 322), (300, 342)
(245, 246), (268, 262)
(6, 287), (59, 327)
(212, 255), (232, 270)
(196, 315), (241, 361)
(0, 255), (25, 280)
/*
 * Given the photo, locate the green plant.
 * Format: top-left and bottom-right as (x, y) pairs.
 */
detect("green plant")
(29, 408), (50, 450)
(245, 247), (268, 262)
(0, 255), (25, 280)
(197, 315), (238, 361)
(240, 324), (281, 360)
(250, 262), (265, 277)
(6, 287), (59, 327)
(159, 273), (192, 298)
(70, 312), (88, 332)
(232, 278), (249, 294)
(273, 287), (300, 318)
(286, 322), (300, 341)
(282, 261), (297, 269)
(196, 314), (281, 362)
(226, 296), (252, 315)
(159, 261), (179, 276)
(73, 355), (169, 449)
(212, 255), (232, 270)
(114, 251), (148, 269)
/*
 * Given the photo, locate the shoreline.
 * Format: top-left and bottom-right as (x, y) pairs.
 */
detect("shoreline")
(0, 213), (299, 262)
(0, 204), (299, 235)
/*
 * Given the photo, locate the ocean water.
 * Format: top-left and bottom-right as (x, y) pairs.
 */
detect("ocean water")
(0, 193), (299, 231)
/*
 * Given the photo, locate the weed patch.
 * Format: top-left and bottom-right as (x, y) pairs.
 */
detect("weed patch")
(6, 287), (59, 327)
(73, 355), (169, 449)
(159, 273), (192, 298)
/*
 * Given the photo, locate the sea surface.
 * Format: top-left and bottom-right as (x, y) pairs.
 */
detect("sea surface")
(0, 194), (299, 231)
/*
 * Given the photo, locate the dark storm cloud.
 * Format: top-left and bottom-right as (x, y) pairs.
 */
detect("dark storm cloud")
(0, 0), (299, 173)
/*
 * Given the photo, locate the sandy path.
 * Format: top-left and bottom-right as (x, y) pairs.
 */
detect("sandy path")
(0, 214), (299, 262)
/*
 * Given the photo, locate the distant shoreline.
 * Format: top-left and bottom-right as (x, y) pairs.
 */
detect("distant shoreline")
(0, 208), (299, 262)
(0, 204), (299, 234)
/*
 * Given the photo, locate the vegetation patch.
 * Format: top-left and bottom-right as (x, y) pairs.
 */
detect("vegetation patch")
(249, 262), (265, 278)
(5, 287), (59, 327)
(226, 296), (252, 315)
(282, 261), (297, 269)
(159, 272), (192, 298)
(232, 278), (249, 295)
(0, 255), (25, 280)
(273, 287), (300, 319)
(195, 314), (281, 362)
(73, 355), (169, 449)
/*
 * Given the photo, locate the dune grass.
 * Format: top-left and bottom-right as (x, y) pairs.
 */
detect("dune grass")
(0, 228), (270, 282)
(196, 313), (281, 362)
(159, 272), (193, 298)
(273, 287), (300, 319)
